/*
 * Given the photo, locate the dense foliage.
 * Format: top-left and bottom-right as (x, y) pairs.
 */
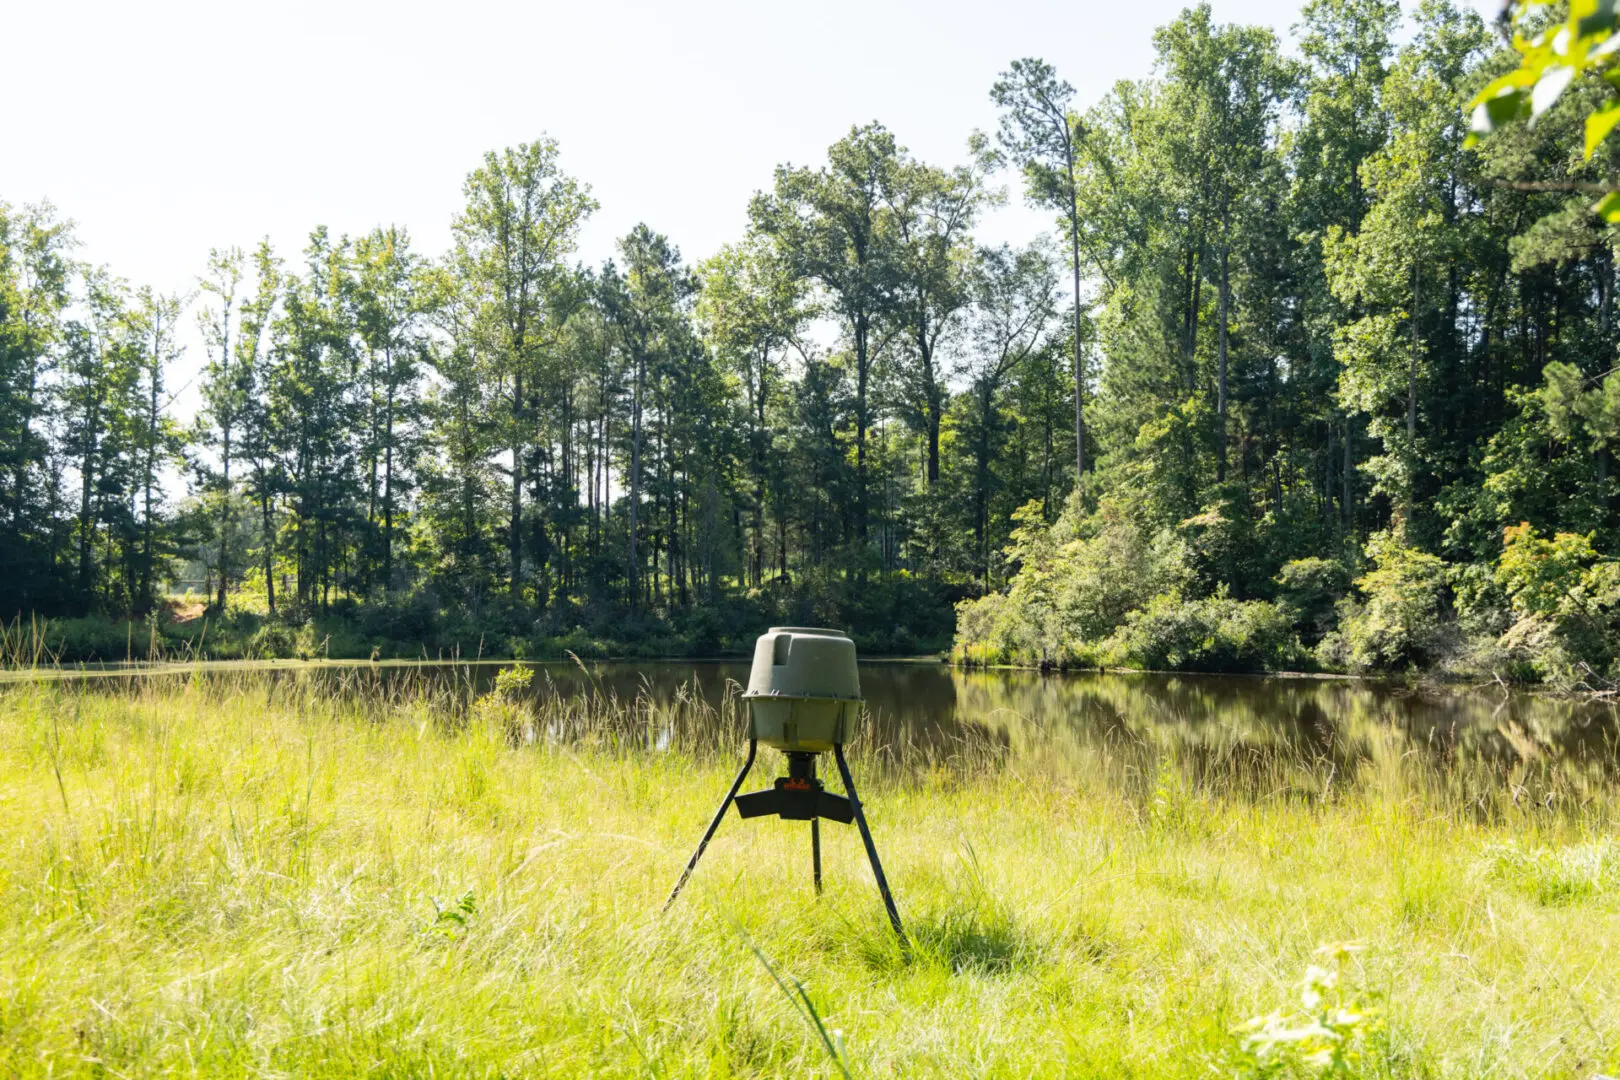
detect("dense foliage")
(3, 134), (1060, 657)
(10, 0), (1620, 677)
(957, 0), (1620, 687)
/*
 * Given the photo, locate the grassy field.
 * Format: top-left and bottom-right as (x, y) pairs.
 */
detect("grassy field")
(3, 668), (1620, 1077)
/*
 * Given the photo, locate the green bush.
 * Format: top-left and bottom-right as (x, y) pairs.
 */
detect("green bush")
(543, 627), (612, 660)
(1052, 508), (1193, 643)
(955, 588), (1042, 666)
(1491, 522), (1620, 686)
(359, 594), (440, 642)
(1102, 590), (1305, 673)
(43, 616), (148, 663)
(1326, 531), (1450, 673)
(1448, 560), (1513, 638)
(1274, 557), (1351, 644)
(954, 498), (1191, 666)
(247, 622), (298, 659)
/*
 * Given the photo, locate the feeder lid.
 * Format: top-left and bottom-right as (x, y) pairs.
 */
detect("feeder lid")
(744, 627), (861, 702)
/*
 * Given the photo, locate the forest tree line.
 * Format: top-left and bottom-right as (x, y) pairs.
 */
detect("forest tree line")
(8, 0), (1620, 677)
(962, 0), (1620, 686)
(1, 122), (1077, 656)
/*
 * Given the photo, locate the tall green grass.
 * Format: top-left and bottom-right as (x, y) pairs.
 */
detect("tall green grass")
(3, 666), (1620, 1076)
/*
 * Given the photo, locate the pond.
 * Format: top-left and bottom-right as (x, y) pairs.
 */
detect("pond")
(15, 658), (1620, 778)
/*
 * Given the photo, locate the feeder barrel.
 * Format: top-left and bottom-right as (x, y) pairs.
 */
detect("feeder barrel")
(743, 627), (861, 753)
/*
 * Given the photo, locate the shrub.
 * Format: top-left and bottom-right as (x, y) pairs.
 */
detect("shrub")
(954, 498), (1192, 666)
(44, 616), (146, 663)
(1331, 532), (1449, 672)
(1102, 590), (1305, 673)
(955, 589), (1042, 666)
(1275, 557), (1352, 644)
(1053, 509), (1192, 644)
(359, 594), (440, 642)
(1447, 560), (1513, 638)
(470, 664), (535, 741)
(544, 627), (612, 660)
(1495, 522), (1601, 617)
(247, 622), (298, 659)
(1490, 523), (1620, 686)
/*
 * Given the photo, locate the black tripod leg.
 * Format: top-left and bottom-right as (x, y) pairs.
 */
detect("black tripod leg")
(664, 739), (756, 912)
(833, 743), (906, 943)
(812, 817), (822, 895)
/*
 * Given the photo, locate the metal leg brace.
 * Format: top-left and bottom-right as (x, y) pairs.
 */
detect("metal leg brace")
(664, 739), (756, 911)
(812, 817), (822, 894)
(833, 743), (907, 943)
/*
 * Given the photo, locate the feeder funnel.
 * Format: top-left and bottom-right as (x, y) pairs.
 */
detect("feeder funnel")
(663, 627), (904, 942)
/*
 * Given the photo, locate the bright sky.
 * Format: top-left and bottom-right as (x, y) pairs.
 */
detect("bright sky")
(10, 0), (1492, 416)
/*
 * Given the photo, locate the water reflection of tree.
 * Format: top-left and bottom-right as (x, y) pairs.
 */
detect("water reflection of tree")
(51, 661), (1620, 804)
(947, 669), (1620, 802)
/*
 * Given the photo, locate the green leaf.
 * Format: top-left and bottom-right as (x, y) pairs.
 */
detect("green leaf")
(1532, 66), (1575, 118)
(1588, 101), (1620, 156)
(1465, 69), (1542, 118)
(1476, 68), (1540, 100)
(1577, 0), (1619, 40)
(1471, 90), (1527, 137)
(1593, 191), (1620, 222)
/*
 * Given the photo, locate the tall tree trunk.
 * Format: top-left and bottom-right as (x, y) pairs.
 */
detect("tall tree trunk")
(1060, 122), (1087, 481)
(1216, 216), (1230, 484)
(366, 353), (379, 594)
(926, 393), (941, 487)
(558, 385), (572, 603)
(855, 314), (870, 545)
(10, 342), (39, 532)
(976, 381), (994, 587)
(597, 391), (609, 555)
(217, 427), (231, 611)
(629, 351), (645, 610)
(1067, 210), (1086, 479)
(653, 422), (666, 607)
(917, 317), (942, 486)
(1407, 262), (1420, 529)
(261, 489), (276, 616)
(142, 322), (159, 614)
(216, 299), (233, 614)
(1601, 251), (1613, 343)
(1182, 243), (1200, 395)
(1408, 270), (1419, 444)
(383, 358), (395, 593)
(79, 439), (95, 601)
(1600, 447), (1612, 520)
(1342, 421), (1353, 532)
(753, 347), (768, 588)
(509, 373), (524, 594)
(78, 383), (101, 603)
(778, 513), (787, 586)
